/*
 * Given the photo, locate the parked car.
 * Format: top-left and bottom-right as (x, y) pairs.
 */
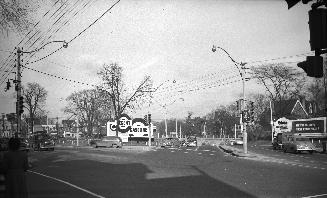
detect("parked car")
(0, 138), (9, 151)
(282, 134), (316, 154)
(90, 136), (122, 148)
(19, 138), (30, 152)
(161, 137), (180, 148)
(230, 139), (243, 145)
(186, 136), (197, 147)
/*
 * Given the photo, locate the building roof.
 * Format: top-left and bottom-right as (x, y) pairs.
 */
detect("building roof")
(273, 99), (308, 119)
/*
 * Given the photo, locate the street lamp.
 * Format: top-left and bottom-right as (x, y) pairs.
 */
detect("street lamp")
(14, 40), (68, 138)
(211, 45), (248, 154)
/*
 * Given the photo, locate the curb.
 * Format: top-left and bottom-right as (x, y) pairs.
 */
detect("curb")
(54, 145), (157, 151)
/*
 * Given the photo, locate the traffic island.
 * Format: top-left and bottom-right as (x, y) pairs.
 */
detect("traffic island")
(219, 144), (257, 158)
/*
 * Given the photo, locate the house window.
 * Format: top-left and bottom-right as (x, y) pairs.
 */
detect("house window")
(308, 104), (313, 114)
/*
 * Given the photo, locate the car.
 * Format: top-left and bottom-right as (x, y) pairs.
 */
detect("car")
(186, 136), (197, 147)
(90, 136), (122, 148)
(234, 139), (244, 145)
(0, 138), (9, 151)
(30, 132), (55, 151)
(161, 137), (180, 148)
(19, 138), (30, 152)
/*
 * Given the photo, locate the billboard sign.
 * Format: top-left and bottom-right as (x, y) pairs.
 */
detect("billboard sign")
(107, 114), (155, 142)
(292, 117), (326, 136)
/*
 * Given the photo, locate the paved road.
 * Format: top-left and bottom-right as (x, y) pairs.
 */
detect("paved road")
(20, 145), (327, 198)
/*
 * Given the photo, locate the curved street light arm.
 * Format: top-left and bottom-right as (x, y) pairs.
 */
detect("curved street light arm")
(20, 40), (68, 54)
(212, 45), (247, 81)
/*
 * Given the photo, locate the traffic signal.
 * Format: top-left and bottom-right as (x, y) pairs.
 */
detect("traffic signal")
(285, 0), (312, 9)
(297, 56), (323, 78)
(18, 96), (24, 115)
(249, 101), (255, 123)
(242, 110), (249, 123)
(144, 115), (148, 125)
(236, 99), (243, 113)
(308, 8), (327, 51)
(148, 114), (151, 124)
(6, 80), (11, 91)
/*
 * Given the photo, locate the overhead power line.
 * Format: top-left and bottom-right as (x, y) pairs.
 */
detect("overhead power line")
(25, 0), (121, 66)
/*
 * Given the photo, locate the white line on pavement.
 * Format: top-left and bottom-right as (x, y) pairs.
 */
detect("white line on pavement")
(28, 170), (106, 198)
(302, 193), (327, 198)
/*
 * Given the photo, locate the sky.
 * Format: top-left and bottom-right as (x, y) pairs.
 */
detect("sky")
(0, 0), (314, 122)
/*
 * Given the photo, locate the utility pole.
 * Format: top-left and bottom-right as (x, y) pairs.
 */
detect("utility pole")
(15, 47), (22, 138)
(148, 114), (152, 147)
(212, 45), (248, 153)
(175, 118), (178, 138)
(2, 113), (4, 137)
(164, 114), (168, 137)
(76, 118), (79, 146)
(242, 68), (247, 154)
(179, 124), (182, 139)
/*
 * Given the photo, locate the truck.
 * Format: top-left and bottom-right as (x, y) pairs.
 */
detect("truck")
(272, 117), (327, 152)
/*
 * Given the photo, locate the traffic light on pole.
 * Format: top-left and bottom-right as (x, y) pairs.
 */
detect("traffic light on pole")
(19, 96), (24, 115)
(297, 56), (323, 78)
(249, 101), (255, 123)
(144, 115), (148, 125)
(285, 0), (312, 9)
(148, 114), (151, 124)
(6, 80), (11, 91)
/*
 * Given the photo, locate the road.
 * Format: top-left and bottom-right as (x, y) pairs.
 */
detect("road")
(23, 144), (327, 198)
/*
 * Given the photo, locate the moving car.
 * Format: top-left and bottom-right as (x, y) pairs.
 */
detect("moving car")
(30, 131), (55, 151)
(282, 134), (316, 154)
(90, 136), (122, 148)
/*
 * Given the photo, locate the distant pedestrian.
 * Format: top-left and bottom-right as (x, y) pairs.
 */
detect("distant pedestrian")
(3, 137), (29, 198)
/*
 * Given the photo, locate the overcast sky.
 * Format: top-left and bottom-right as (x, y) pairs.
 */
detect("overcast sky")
(0, 0), (313, 121)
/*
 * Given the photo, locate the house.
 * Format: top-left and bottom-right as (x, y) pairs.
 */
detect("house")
(272, 98), (319, 120)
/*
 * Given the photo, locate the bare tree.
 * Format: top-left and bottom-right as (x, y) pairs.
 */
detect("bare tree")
(22, 82), (48, 134)
(98, 63), (153, 136)
(0, 0), (39, 34)
(251, 63), (305, 102)
(64, 89), (110, 137)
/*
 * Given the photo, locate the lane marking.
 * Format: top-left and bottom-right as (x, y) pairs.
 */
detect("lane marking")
(302, 193), (327, 198)
(28, 170), (106, 198)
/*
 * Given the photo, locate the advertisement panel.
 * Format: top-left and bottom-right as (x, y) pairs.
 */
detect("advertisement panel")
(292, 117), (326, 136)
(107, 114), (155, 142)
